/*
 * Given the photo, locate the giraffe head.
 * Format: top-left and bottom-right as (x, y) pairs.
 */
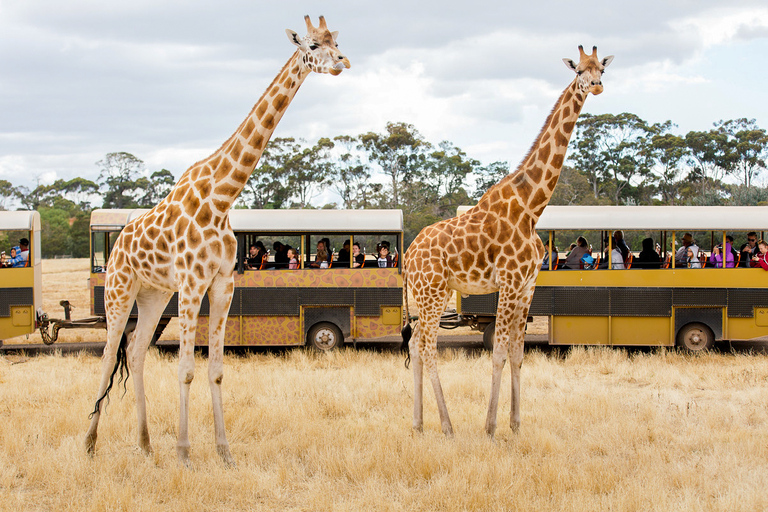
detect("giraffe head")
(562, 46), (614, 95)
(286, 15), (351, 76)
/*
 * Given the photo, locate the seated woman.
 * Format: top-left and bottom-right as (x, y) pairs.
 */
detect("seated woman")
(310, 241), (329, 269)
(634, 237), (662, 269)
(563, 236), (590, 269)
(352, 242), (365, 268)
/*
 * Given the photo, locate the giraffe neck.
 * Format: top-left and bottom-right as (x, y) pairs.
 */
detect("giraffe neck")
(167, 51), (309, 214)
(480, 79), (586, 223)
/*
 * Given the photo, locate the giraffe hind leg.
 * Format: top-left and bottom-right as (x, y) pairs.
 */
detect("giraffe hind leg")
(408, 321), (424, 432)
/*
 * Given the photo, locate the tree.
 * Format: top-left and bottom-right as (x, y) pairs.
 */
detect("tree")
(241, 138), (291, 209)
(684, 128), (730, 200)
(715, 118), (768, 188)
(329, 135), (374, 209)
(473, 161), (509, 199)
(649, 122), (688, 205)
(421, 141), (478, 217)
(97, 152), (146, 209)
(0, 180), (15, 210)
(359, 122), (428, 208)
(137, 169), (175, 207)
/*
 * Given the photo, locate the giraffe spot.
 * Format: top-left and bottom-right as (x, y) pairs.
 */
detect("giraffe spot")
(141, 261), (150, 270)
(563, 106), (571, 117)
(469, 269), (481, 281)
(551, 154), (564, 168)
(563, 121), (575, 134)
(545, 169), (553, 180)
(460, 252), (474, 268)
(210, 241), (222, 257)
(229, 140), (243, 161)
(199, 248), (208, 260)
(467, 235), (480, 252)
(191, 167), (201, 182)
(156, 251), (169, 264)
(549, 110), (561, 130)
(547, 176), (559, 192)
(483, 267), (494, 280)
(184, 252), (193, 269)
(213, 216), (222, 228)
(529, 189), (548, 211)
(537, 143), (551, 165)
(438, 232), (451, 246)
(193, 263), (205, 279)
(203, 228), (217, 239)
(224, 236), (237, 262)
(241, 118), (256, 139)
(516, 178), (534, 203)
(172, 187), (185, 203)
(131, 239), (139, 252)
(239, 152), (257, 169)
(272, 94), (288, 112)
(137, 249), (147, 260)
(261, 114), (275, 130)
(249, 133), (265, 151)
(148, 253), (155, 264)
(188, 224), (202, 249)
(146, 226), (160, 240)
(194, 179), (212, 197)
(563, 90), (573, 103)
(490, 189), (501, 204)
(255, 100), (268, 119)
(555, 130), (568, 147)
(491, 201), (509, 219)
(465, 222), (480, 234)
(175, 217), (189, 238)
(542, 132), (551, 143)
(477, 251), (487, 269)
(209, 155), (222, 169)
(213, 159), (233, 182)
(183, 191), (201, 217)
(196, 203), (213, 228)
(214, 182), (239, 197)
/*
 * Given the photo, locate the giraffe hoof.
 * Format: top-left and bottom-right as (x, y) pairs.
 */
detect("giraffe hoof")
(217, 445), (236, 468)
(511, 420), (521, 433)
(176, 445), (191, 467)
(84, 435), (97, 458)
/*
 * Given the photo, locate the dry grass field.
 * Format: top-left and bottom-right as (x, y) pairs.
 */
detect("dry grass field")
(2, 260), (768, 511)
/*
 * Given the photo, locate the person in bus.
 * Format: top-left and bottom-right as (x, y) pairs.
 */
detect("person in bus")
(609, 244), (625, 269)
(687, 245), (702, 268)
(740, 232), (759, 267)
(352, 242), (364, 268)
(541, 245), (559, 270)
(712, 237), (736, 268)
(635, 237), (662, 269)
(287, 247), (299, 270)
(750, 240), (768, 270)
(273, 241), (289, 269)
(321, 237), (333, 264)
(6, 238), (29, 268)
(1, 246), (18, 268)
(675, 233), (695, 267)
(245, 242), (267, 270)
(337, 240), (351, 266)
(310, 241), (329, 269)
(377, 244), (394, 268)
(613, 230), (630, 263)
(564, 236), (590, 269)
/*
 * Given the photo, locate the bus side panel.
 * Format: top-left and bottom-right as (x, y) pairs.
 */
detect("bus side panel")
(552, 316), (609, 345)
(0, 268), (36, 339)
(90, 272), (106, 316)
(355, 315), (401, 339)
(611, 317), (671, 346)
(242, 316), (302, 345)
(726, 316), (768, 341)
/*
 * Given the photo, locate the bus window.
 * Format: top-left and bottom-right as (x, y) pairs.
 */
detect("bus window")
(238, 234), (301, 271)
(91, 231), (121, 273)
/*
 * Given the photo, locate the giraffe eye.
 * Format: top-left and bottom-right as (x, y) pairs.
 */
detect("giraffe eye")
(309, 44), (319, 51)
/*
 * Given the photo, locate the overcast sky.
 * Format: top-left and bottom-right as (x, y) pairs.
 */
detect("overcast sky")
(2, 1), (768, 199)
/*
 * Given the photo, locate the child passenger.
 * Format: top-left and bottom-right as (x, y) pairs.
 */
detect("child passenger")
(377, 245), (393, 268)
(287, 248), (299, 270)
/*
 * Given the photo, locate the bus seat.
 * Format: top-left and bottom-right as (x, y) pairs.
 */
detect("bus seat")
(626, 252), (634, 269)
(735, 253), (741, 267)
(699, 253), (708, 267)
(592, 254), (601, 269)
(392, 253), (399, 267)
(328, 253), (334, 268)
(663, 254), (671, 269)
(259, 253), (269, 270)
(360, 254), (366, 268)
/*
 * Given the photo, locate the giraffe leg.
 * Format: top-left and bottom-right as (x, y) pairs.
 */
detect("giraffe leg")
(207, 275), (235, 466)
(409, 321), (424, 432)
(509, 273), (538, 432)
(176, 290), (201, 466)
(485, 287), (518, 438)
(421, 318), (453, 436)
(129, 287), (173, 455)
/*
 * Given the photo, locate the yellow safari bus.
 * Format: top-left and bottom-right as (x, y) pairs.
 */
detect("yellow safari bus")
(0, 211), (42, 344)
(89, 208), (404, 349)
(457, 205), (768, 352)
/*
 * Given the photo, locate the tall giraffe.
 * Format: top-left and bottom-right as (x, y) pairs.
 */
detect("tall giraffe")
(84, 16), (350, 465)
(403, 46), (613, 437)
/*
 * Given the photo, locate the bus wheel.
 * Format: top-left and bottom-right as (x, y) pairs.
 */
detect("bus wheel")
(482, 321), (496, 351)
(676, 323), (714, 353)
(307, 322), (343, 352)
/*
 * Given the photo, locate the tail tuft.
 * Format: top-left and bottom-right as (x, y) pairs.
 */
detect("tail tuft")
(401, 323), (412, 368)
(88, 330), (130, 419)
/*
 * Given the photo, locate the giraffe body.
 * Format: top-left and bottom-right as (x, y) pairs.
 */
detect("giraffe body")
(84, 16), (350, 465)
(404, 46), (613, 436)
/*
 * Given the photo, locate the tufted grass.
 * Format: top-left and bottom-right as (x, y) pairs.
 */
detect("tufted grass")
(1, 344), (768, 511)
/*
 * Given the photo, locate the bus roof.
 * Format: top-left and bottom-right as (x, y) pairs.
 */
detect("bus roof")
(457, 205), (768, 231)
(0, 210), (41, 231)
(91, 208), (403, 233)
(229, 208), (403, 232)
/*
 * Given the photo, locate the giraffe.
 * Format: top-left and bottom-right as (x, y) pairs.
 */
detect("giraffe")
(402, 46), (613, 437)
(84, 16), (350, 465)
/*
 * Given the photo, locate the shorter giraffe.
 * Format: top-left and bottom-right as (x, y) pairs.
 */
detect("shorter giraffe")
(403, 46), (613, 436)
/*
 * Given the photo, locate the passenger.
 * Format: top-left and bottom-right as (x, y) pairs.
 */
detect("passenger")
(712, 239), (736, 268)
(352, 242), (364, 268)
(613, 230), (630, 263)
(687, 245), (702, 268)
(310, 241), (329, 269)
(1, 246), (18, 268)
(377, 244), (394, 268)
(6, 238), (29, 268)
(740, 232), (759, 268)
(563, 237), (589, 269)
(750, 240), (768, 270)
(245, 242), (267, 270)
(287, 248), (300, 270)
(273, 241), (289, 269)
(541, 245), (559, 270)
(675, 233), (694, 267)
(337, 240), (351, 266)
(610, 244), (625, 269)
(635, 237), (662, 269)
(321, 237), (333, 263)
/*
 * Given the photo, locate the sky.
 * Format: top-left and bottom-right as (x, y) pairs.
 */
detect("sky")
(2, 1), (768, 203)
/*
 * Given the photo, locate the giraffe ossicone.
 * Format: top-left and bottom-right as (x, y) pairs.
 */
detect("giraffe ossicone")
(402, 46), (613, 437)
(84, 15), (350, 466)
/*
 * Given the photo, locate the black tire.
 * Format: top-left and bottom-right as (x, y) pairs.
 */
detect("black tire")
(676, 322), (714, 353)
(483, 320), (496, 351)
(307, 322), (344, 352)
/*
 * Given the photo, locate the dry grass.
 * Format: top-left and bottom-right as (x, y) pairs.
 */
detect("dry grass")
(1, 345), (768, 511)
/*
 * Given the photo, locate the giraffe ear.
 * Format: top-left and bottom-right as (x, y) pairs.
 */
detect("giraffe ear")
(286, 29), (304, 48)
(601, 55), (615, 68)
(331, 31), (339, 43)
(563, 58), (577, 72)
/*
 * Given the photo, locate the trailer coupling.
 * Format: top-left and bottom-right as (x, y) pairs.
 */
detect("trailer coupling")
(37, 300), (106, 345)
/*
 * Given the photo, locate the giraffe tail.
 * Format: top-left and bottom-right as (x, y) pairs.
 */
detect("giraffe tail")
(88, 329), (131, 419)
(401, 263), (413, 367)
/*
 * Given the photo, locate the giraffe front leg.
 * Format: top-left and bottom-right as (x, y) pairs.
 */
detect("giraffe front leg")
(509, 276), (538, 433)
(207, 275), (235, 467)
(176, 293), (200, 466)
(409, 321), (424, 432)
(485, 333), (508, 438)
(421, 320), (453, 436)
